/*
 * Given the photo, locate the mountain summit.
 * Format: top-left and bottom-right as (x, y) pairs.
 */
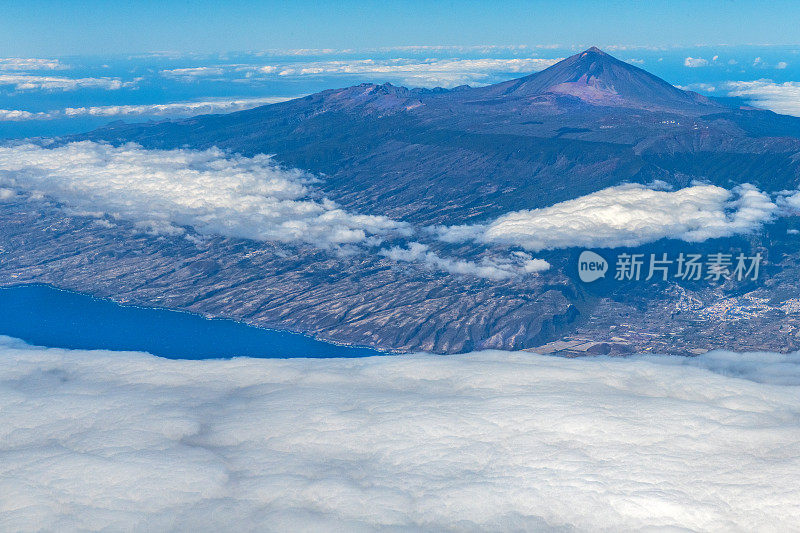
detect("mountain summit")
(475, 47), (720, 112)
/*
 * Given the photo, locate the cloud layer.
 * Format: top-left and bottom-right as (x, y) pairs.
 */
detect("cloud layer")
(0, 109), (50, 121)
(1, 336), (799, 531)
(0, 144), (781, 274)
(725, 80), (800, 116)
(0, 142), (551, 279)
(0, 57), (65, 71)
(163, 57), (561, 88)
(0, 74), (132, 91)
(62, 97), (296, 118)
(0, 97), (298, 122)
(437, 183), (778, 251)
(381, 242), (549, 280)
(0, 142), (406, 247)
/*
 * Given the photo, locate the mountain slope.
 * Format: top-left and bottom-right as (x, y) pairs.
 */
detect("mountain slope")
(470, 47), (722, 112)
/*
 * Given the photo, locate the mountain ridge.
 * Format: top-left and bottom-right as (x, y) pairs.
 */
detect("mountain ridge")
(276, 47), (729, 116)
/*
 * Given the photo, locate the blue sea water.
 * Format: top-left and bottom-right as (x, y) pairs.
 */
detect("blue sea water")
(0, 284), (384, 359)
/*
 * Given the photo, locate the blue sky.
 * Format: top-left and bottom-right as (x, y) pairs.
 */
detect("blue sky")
(3, 0), (800, 56)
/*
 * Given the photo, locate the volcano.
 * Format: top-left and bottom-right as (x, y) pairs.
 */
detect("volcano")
(472, 46), (721, 111)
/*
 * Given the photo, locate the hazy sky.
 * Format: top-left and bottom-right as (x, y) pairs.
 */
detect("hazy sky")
(3, 0), (799, 56)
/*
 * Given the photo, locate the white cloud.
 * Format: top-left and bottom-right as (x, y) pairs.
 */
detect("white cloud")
(62, 96), (298, 117)
(677, 82), (716, 93)
(437, 184), (777, 251)
(777, 61), (788, 69)
(374, 44), (537, 54)
(781, 190), (800, 211)
(1, 336), (799, 531)
(160, 66), (226, 78)
(725, 79), (800, 116)
(271, 57), (559, 76)
(265, 47), (343, 56)
(273, 58), (561, 87)
(0, 57), (66, 71)
(164, 57), (561, 88)
(603, 44), (670, 52)
(0, 97), (299, 122)
(725, 80), (800, 116)
(380, 242), (549, 279)
(245, 65), (278, 75)
(253, 44), (540, 56)
(0, 109), (50, 121)
(0, 142), (407, 248)
(684, 57), (709, 67)
(0, 74), (133, 91)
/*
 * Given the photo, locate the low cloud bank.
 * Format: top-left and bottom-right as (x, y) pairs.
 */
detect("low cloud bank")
(437, 183), (778, 251)
(0, 142), (406, 247)
(61, 96), (297, 117)
(0, 142), (553, 279)
(0, 74), (132, 91)
(0, 97), (297, 122)
(726, 80), (800, 116)
(1, 336), (799, 531)
(0, 109), (50, 121)
(381, 242), (549, 279)
(0, 57), (65, 71)
(162, 57), (562, 88)
(0, 143), (787, 276)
